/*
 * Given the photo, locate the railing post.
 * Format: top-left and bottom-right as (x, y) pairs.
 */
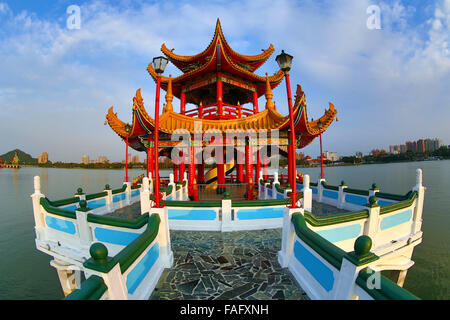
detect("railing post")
(168, 173), (176, 200)
(301, 174), (312, 212)
(104, 184), (113, 213)
(278, 207), (299, 267)
(85, 243), (128, 300)
(31, 176), (46, 230)
(221, 193), (233, 232)
(333, 236), (379, 299)
(363, 196), (380, 246)
(50, 260), (82, 297)
(318, 178), (325, 202)
(338, 181), (347, 209)
(412, 168), (426, 234)
(369, 183), (379, 197)
(140, 177), (151, 214)
(124, 181), (131, 205)
(75, 200), (93, 247)
(151, 207), (174, 268)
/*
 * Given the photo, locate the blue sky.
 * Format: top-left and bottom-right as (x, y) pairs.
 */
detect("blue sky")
(0, 0), (449, 162)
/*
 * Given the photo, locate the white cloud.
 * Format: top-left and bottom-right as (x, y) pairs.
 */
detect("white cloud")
(0, 0), (449, 161)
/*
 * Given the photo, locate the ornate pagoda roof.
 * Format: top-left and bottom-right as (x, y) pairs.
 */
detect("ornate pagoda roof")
(106, 86), (337, 152)
(161, 19), (274, 73)
(147, 19), (285, 103)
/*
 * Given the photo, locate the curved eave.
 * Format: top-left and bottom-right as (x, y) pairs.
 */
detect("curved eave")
(161, 19), (274, 73)
(148, 44), (285, 100)
(280, 85), (337, 139)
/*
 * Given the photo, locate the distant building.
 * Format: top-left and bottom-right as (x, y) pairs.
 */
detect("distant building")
(355, 152), (363, 158)
(81, 155), (90, 165)
(96, 156), (109, 164)
(296, 152), (305, 160)
(132, 155), (139, 164)
(406, 141), (416, 153)
(38, 152), (48, 164)
(417, 139), (425, 153)
(400, 145), (407, 153)
(324, 151), (339, 161)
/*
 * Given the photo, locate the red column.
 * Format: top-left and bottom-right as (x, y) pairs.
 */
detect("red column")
(189, 144), (196, 196)
(253, 90), (258, 113)
(173, 163), (178, 183)
(180, 91), (186, 115)
(125, 136), (129, 182)
(146, 146), (150, 178)
(320, 132), (324, 179)
(179, 150), (185, 183)
(217, 73), (223, 116)
(288, 137), (292, 186)
(285, 73), (297, 207)
(263, 154), (268, 180)
(245, 140), (253, 200)
(216, 135), (225, 193)
(237, 146), (244, 183)
(153, 75), (162, 207)
(197, 157), (205, 183)
(256, 146), (261, 183)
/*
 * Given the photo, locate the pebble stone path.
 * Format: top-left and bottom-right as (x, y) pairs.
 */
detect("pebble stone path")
(106, 199), (347, 300)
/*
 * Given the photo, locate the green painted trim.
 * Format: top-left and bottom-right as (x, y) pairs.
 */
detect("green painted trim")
(47, 197), (79, 207)
(310, 182), (318, 187)
(275, 183), (285, 194)
(131, 184), (141, 190)
(291, 213), (346, 270)
(83, 214), (160, 274)
(376, 190), (414, 202)
(165, 200), (222, 207)
(112, 185), (127, 194)
(356, 268), (420, 300)
(40, 198), (76, 219)
(87, 213), (149, 229)
(166, 185), (173, 196)
(232, 199), (287, 207)
(321, 181), (339, 191)
(86, 191), (108, 201)
(303, 209), (369, 227)
(343, 188), (369, 196)
(379, 192), (417, 215)
(64, 276), (107, 300)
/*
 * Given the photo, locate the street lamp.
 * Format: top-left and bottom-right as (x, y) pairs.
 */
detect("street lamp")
(317, 119), (324, 180)
(152, 56), (169, 208)
(276, 50), (298, 208)
(124, 123), (131, 182)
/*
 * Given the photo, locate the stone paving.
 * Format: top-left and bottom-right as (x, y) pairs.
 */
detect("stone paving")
(105, 198), (348, 300)
(149, 229), (308, 300)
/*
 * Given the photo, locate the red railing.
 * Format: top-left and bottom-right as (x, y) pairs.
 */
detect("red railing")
(183, 103), (256, 119)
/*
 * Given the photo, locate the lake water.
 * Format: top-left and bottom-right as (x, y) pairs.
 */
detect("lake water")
(0, 161), (448, 299)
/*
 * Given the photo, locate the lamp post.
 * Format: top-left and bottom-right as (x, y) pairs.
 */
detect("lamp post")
(124, 123), (131, 182)
(317, 119), (324, 180)
(152, 56), (169, 208)
(276, 50), (298, 208)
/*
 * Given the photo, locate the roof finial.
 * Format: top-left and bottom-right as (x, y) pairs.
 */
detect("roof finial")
(264, 73), (274, 110)
(165, 75), (173, 112)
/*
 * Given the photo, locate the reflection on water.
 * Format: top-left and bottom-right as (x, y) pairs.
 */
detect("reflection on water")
(0, 163), (448, 299)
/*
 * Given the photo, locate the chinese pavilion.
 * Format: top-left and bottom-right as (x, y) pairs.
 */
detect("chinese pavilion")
(106, 18), (337, 203)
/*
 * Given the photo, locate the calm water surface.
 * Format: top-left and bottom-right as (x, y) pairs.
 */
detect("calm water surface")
(0, 162), (448, 299)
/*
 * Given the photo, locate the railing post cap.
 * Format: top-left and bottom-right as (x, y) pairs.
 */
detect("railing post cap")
(354, 235), (372, 257)
(89, 243), (109, 263)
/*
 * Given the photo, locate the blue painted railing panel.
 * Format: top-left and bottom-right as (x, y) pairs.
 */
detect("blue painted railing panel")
(113, 193), (126, 203)
(168, 209), (217, 221)
(87, 198), (106, 209)
(237, 207), (284, 220)
(94, 227), (141, 246)
(46, 216), (76, 235)
(323, 190), (338, 200)
(316, 224), (362, 243)
(126, 243), (160, 294)
(345, 194), (367, 206)
(380, 209), (413, 230)
(293, 240), (334, 292)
